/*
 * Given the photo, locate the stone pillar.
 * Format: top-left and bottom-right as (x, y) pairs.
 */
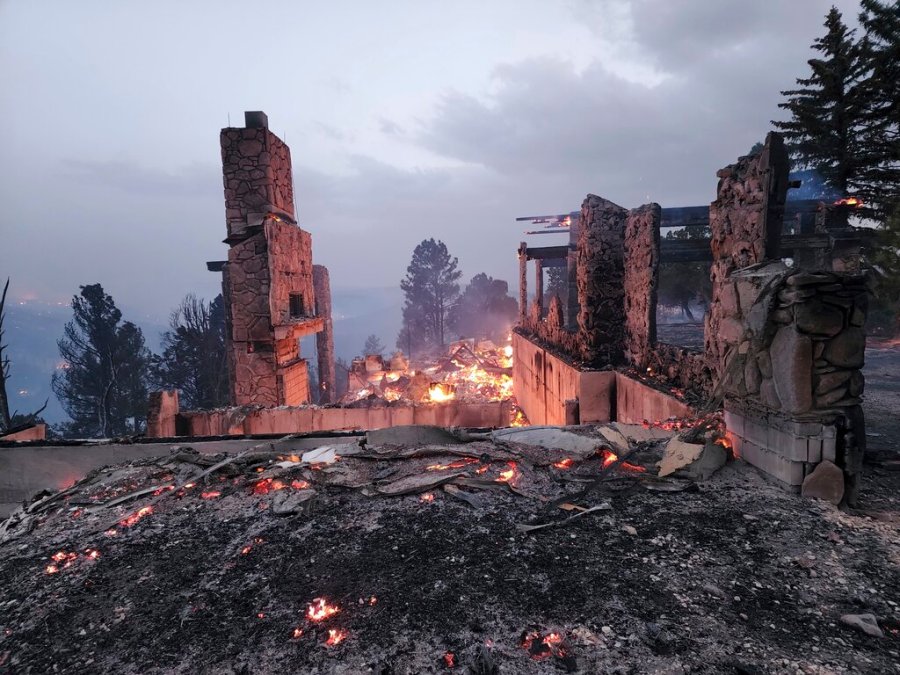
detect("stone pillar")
(623, 203), (661, 369)
(706, 132), (789, 381)
(566, 212), (580, 331)
(313, 265), (336, 404)
(518, 241), (528, 324)
(576, 195), (628, 365)
(534, 258), (543, 318)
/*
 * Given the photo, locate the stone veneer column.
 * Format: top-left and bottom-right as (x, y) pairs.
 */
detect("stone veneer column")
(623, 203), (661, 369)
(576, 195), (628, 365)
(705, 132), (789, 381)
(534, 258), (543, 318)
(313, 265), (336, 404)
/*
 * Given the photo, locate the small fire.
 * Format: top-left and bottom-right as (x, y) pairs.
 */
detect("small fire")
(369, 596), (377, 605)
(85, 549), (101, 559)
(504, 345), (513, 358)
(251, 478), (287, 495)
(119, 505), (153, 527)
(443, 651), (457, 667)
(495, 461), (519, 485)
(45, 551), (79, 574)
(291, 627), (304, 639)
(834, 196), (864, 207)
(475, 465), (489, 475)
(553, 458), (574, 470)
(104, 529), (118, 537)
(522, 630), (567, 660)
(426, 458), (478, 471)
(428, 383), (455, 403)
(152, 485), (175, 496)
(200, 491), (221, 499)
(325, 628), (347, 646)
(307, 598), (340, 622)
(420, 493), (435, 503)
(241, 545), (252, 555)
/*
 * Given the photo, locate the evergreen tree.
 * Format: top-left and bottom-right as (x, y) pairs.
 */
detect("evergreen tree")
(773, 8), (869, 199)
(0, 278), (48, 433)
(857, 0), (900, 216)
(449, 273), (518, 342)
(362, 334), (385, 357)
(397, 239), (462, 354)
(152, 294), (228, 410)
(52, 284), (153, 437)
(545, 266), (567, 305)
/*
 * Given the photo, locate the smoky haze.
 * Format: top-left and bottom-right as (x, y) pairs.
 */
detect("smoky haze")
(0, 1), (860, 354)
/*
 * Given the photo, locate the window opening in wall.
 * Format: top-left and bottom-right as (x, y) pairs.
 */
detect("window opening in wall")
(289, 293), (304, 319)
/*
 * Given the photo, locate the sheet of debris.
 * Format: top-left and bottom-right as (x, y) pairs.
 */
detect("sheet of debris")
(1, 422), (898, 674)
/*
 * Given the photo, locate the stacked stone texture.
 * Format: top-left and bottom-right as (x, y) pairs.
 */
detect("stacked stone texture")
(266, 223), (315, 327)
(313, 265), (336, 404)
(220, 127), (296, 239)
(705, 134), (788, 380)
(576, 195), (628, 365)
(622, 204), (661, 369)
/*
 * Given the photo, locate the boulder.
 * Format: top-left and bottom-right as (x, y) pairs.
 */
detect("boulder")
(801, 460), (844, 505)
(823, 328), (865, 368)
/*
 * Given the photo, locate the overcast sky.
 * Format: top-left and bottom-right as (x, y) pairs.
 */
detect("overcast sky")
(0, 0), (861, 320)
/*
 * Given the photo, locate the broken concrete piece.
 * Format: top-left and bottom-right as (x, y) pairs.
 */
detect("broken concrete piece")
(491, 427), (604, 458)
(301, 447), (338, 465)
(657, 438), (704, 477)
(685, 442), (728, 481)
(801, 460), (844, 505)
(613, 423), (673, 443)
(367, 425), (464, 447)
(271, 489), (316, 515)
(839, 613), (883, 638)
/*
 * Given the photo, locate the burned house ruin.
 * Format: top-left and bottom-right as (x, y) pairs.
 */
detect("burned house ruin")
(514, 132), (870, 503)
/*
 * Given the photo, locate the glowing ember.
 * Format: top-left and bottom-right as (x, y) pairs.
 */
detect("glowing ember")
(152, 485), (175, 496)
(495, 461), (519, 485)
(184, 483), (195, 489)
(598, 448), (646, 472)
(45, 564), (59, 575)
(426, 458), (478, 471)
(443, 651), (457, 667)
(369, 596), (377, 605)
(325, 628), (347, 646)
(475, 465), (489, 475)
(240, 545), (252, 555)
(291, 479), (310, 489)
(307, 598), (340, 622)
(522, 630), (567, 660)
(200, 491), (221, 499)
(251, 478), (288, 495)
(104, 529), (118, 537)
(85, 549), (100, 560)
(553, 458), (574, 470)
(291, 627), (304, 639)
(257, 612), (266, 619)
(119, 505), (153, 527)
(420, 493), (435, 503)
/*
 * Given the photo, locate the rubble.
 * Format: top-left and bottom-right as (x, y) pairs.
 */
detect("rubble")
(1, 423), (898, 673)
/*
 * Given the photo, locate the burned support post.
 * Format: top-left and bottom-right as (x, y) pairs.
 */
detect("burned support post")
(313, 265), (336, 404)
(566, 212), (580, 331)
(518, 241), (528, 324)
(534, 258), (543, 319)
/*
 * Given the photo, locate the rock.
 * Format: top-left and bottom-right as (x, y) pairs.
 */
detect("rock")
(840, 613), (883, 638)
(848, 371), (865, 397)
(622, 525), (637, 536)
(815, 370), (851, 394)
(771, 326), (813, 414)
(744, 358), (761, 394)
(801, 460), (844, 505)
(760, 378), (781, 409)
(702, 583), (727, 599)
(757, 351), (773, 379)
(823, 328), (865, 368)
(272, 488), (316, 515)
(795, 299), (844, 336)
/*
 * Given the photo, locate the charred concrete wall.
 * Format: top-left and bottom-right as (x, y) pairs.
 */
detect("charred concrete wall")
(623, 204), (661, 369)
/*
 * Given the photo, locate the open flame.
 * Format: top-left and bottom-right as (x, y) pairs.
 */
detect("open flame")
(553, 458), (574, 470)
(598, 448), (646, 473)
(834, 196), (864, 208)
(325, 628), (347, 646)
(426, 458), (478, 471)
(307, 598), (340, 622)
(428, 383), (455, 403)
(420, 493), (435, 503)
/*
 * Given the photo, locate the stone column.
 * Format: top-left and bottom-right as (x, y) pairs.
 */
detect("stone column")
(518, 241), (528, 324)
(576, 195), (628, 365)
(566, 213), (580, 331)
(534, 258), (543, 318)
(623, 203), (661, 369)
(313, 265), (336, 404)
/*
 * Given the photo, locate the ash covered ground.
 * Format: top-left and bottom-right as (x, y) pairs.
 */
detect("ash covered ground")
(1, 410), (899, 675)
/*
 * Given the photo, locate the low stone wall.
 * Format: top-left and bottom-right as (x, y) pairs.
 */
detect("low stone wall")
(151, 399), (512, 438)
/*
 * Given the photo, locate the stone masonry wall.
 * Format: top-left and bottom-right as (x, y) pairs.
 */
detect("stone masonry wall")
(227, 231), (272, 343)
(220, 125), (296, 240)
(623, 203), (661, 369)
(577, 195), (628, 365)
(705, 133), (789, 381)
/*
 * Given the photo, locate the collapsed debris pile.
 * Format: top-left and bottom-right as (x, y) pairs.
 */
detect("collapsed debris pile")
(1, 423), (898, 673)
(342, 339), (515, 407)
